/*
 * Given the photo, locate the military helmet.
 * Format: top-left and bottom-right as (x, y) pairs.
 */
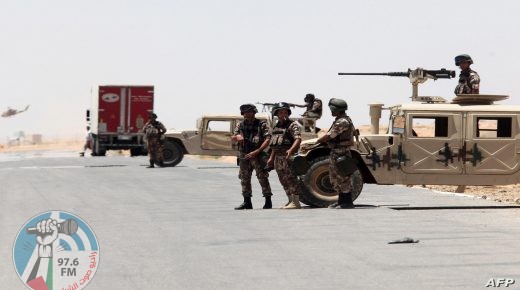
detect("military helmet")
(304, 93), (315, 103)
(455, 54), (473, 66)
(271, 102), (292, 116)
(239, 103), (258, 115)
(328, 98), (348, 112)
(149, 112), (158, 119)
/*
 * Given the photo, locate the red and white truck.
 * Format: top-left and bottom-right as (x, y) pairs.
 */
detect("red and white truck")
(86, 85), (154, 156)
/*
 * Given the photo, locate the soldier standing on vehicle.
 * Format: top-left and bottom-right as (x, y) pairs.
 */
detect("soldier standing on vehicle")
(454, 54), (480, 95)
(266, 102), (302, 209)
(294, 93), (323, 132)
(315, 98), (355, 209)
(232, 104), (273, 210)
(143, 112), (166, 168)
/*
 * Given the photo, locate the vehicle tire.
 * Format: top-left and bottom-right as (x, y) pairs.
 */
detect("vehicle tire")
(97, 148), (106, 156)
(298, 156), (363, 208)
(161, 141), (184, 167)
(90, 137), (106, 156)
(130, 148), (141, 157)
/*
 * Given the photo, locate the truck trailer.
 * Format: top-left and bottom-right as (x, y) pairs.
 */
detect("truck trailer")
(87, 85), (154, 156)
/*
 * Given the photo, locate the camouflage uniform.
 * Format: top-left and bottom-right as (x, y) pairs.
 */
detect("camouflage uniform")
(455, 69), (480, 95)
(234, 119), (272, 197)
(270, 120), (302, 196)
(304, 98), (323, 120)
(300, 98), (323, 131)
(326, 115), (355, 193)
(143, 120), (166, 163)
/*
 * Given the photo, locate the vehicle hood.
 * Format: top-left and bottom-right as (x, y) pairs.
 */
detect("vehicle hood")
(165, 129), (198, 138)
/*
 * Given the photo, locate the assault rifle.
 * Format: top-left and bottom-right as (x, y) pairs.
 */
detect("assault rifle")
(255, 102), (298, 113)
(338, 68), (456, 102)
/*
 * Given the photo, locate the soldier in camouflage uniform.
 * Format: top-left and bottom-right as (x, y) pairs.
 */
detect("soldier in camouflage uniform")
(454, 54), (480, 95)
(316, 98), (355, 209)
(294, 93), (323, 132)
(232, 104), (273, 210)
(143, 113), (167, 168)
(266, 102), (302, 209)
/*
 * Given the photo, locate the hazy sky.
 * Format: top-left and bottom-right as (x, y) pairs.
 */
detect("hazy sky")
(1, 0), (519, 141)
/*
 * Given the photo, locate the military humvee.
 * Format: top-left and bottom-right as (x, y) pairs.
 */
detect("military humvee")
(161, 114), (320, 167)
(296, 68), (518, 207)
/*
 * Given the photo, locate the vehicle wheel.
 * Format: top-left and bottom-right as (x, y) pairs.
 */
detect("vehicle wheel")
(130, 148), (141, 157)
(90, 137), (105, 156)
(298, 156), (363, 208)
(161, 141), (184, 167)
(97, 148), (106, 156)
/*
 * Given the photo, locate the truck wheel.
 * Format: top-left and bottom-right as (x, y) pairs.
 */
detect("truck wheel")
(90, 137), (106, 156)
(162, 141), (184, 167)
(298, 156), (363, 208)
(130, 148), (142, 157)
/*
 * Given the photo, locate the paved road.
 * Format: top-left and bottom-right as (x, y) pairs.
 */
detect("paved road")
(1, 151), (520, 289)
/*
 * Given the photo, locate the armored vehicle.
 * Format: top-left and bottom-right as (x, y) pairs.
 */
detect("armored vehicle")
(296, 68), (517, 207)
(161, 114), (319, 167)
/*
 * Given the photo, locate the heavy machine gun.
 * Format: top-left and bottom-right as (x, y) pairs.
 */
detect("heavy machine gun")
(338, 68), (456, 102)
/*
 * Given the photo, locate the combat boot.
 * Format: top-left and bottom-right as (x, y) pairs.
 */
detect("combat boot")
(235, 196), (253, 210)
(283, 195), (301, 209)
(336, 192), (354, 209)
(147, 160), (155, 168)
(263, 196), (272, 209)
(328, 192), (344, 208)
(279, 195), (291, 208)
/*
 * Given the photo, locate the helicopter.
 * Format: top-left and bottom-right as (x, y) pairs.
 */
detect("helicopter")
(1, 105), (30, 118)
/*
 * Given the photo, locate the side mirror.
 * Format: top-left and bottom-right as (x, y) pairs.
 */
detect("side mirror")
(392, 116), (405, 134)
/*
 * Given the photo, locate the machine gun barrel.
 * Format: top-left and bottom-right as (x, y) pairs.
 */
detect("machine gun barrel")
(338, 72), (409, 77)
(338, 68), (457, 102)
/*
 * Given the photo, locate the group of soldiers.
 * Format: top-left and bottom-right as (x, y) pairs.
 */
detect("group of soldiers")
(141, 53), (480, 209)
(232, 96), (356, 210)
(230, 53), (480, 210)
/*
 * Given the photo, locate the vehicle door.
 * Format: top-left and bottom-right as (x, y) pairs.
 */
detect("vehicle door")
(401, 112), (463, 174)
(201, 118), (234, 150)
(464, 113), (520, 174)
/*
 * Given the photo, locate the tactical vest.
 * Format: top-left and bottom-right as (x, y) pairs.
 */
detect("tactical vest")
(455, 69), (476, 94)
(327, 116), (355, 148)
(239, 119), (264, 153)
(270, 120), (295, 150)
(145, 122), (161, 137)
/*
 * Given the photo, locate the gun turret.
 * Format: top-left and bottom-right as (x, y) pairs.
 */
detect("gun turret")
(338, 68), (456, 102)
